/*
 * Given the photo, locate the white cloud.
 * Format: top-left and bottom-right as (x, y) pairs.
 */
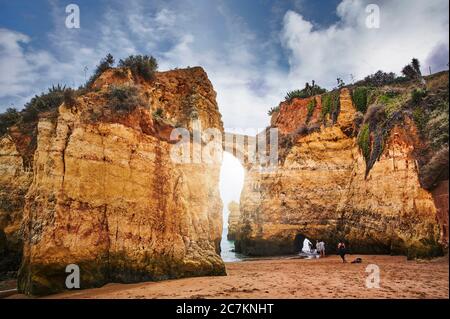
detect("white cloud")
(281, 0), (449, 88)
(0, 28), (72, 108)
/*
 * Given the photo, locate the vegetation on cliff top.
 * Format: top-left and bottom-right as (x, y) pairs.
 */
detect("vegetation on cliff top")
(351, 59), (448, 186)
(0, 53), (160, 169)
(285, 81), (327, 102)
(118, 55), (158, 81)
(0, 54), (159, 136)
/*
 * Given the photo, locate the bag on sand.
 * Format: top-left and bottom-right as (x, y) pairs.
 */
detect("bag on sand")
(351, 258), (362, 264)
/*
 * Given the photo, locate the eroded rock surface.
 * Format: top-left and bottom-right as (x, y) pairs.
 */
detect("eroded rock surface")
(227, 201), (240, 240)
(235, 89), (443, 258)
(17, 67), (226, 295)
(0, 135), (32, 275)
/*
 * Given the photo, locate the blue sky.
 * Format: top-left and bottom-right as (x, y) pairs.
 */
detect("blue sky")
(1, 0), (449, 129)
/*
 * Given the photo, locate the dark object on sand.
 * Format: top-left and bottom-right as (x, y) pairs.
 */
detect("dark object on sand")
(351, 258), (362, 264)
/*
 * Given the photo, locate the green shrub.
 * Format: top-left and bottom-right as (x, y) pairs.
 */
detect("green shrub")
(351, 87), (369, 113)
(376, 91), (405, 119)
(268, 106), (280, 116)
(357, 123), (371, 162)
(411, 88), (427, 105)
(285, 81), (327, 102)
(356, 70), (398, 87)
(63, 88), (77, 108)
(0, 108), (21, 136)
(118, 55), (158, 81)
(321, 90), (340, 122)
(426, 103), (449, 150)
(306, 98), (316, 121)
(285, 89), (308, 101)
(402, 58), (423, 82)
(412, 107), (428, 134)
(105, 85), (143, 113)
(86, 53), (115, 87)
(21, 84), (68, 122)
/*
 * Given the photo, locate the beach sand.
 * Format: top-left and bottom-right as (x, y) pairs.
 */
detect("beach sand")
(7, 255), (449, 299)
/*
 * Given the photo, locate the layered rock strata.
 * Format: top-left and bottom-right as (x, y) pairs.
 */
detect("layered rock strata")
(16, 67), (226, 295)
(235, 89), (443, 258)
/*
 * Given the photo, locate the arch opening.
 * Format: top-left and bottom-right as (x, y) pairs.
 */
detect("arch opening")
(219, 151), (245, 262)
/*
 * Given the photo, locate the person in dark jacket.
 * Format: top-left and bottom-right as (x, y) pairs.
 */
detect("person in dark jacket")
(337, 241), (347, 263)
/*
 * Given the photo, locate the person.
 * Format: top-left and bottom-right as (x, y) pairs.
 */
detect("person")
(317, 240), (326, 257)
(302, 238), (313, 254)
(337, 241), (347, 263)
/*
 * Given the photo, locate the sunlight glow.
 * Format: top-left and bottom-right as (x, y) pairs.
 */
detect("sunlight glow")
(219, 152), (245, 224)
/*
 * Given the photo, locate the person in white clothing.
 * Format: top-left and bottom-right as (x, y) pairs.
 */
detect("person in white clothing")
(302, 238), (313, 254)
(316, 240), (326, 257)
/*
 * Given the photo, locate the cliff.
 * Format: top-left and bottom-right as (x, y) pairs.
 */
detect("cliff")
(235, 77), (448, 258)
(0, 135), (32, 275)
(227, 201), (240, 240)
(8, 66), (226, 295)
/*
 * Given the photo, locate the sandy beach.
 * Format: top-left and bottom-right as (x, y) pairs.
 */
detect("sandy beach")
(7, 255), (447, 299)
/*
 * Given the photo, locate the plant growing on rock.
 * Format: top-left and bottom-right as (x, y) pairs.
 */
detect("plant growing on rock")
(357, 123), (371, 162)
(118, 55), (158, 81)
(285, 81), (327, 102)
(267, 105), (280, 116)
(356, 70), (399, 87)
(105, 85), (144, 113)
(306, 98), (317, 122)
(402, 58), (424, 83)
(21, 84), (68, 123)
(0, 108), (21, 136)
(411, 88), (428, 105)
(351, 87), (370, 113)
(86, 53), (115, 88)
(426, 102), (449, 150)
(321, 90), (340, 123)
(412, 107), (428, 134)
(336, 77), (345, 89)
(63, 88), (77, 109)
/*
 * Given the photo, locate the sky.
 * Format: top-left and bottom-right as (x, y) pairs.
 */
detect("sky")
(1, 0), (448, 130)
(220, 151), (245, 225)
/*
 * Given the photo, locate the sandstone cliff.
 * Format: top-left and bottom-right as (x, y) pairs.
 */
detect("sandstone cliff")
(235, 82), (446, 258)
(0, 135), (32, 275)
(227, 201), (240, 240)
(13, 67), (226, 295)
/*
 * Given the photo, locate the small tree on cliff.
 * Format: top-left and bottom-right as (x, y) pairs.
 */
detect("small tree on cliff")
(86, 53), (115, 88)
(285, 81), (327, 102)
(0, 108), (21, 136)
(118, 55), (158, 81)
(106, 85), (144, 114)
(402, 58), (425, 84)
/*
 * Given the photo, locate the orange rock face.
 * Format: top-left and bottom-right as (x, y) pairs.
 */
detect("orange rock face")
(16, 67), (226, 295)
(274, 96), (323, 135)
(0, 136), (32, 273)
(236, 89), (443, 258)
